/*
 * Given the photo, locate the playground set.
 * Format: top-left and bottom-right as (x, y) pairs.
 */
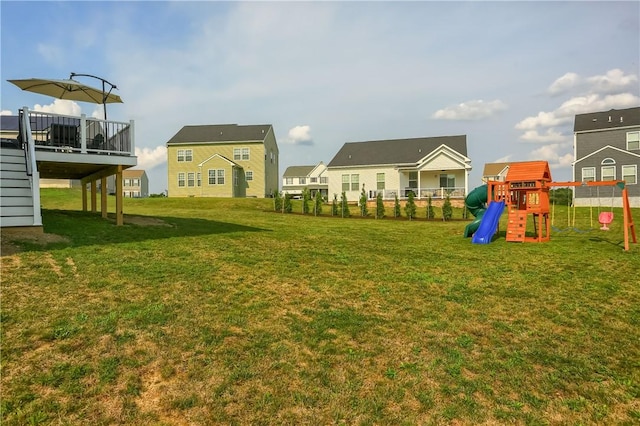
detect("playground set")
(464, 161), (637, 251)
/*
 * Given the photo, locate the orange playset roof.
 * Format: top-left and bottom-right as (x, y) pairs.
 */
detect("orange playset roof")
(505, 161), (552, 182)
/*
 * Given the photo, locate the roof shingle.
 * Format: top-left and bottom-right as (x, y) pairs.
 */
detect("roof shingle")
(327, 135), (467, 167)
(166, 124), (272, 145)
(574, 106), (640, 132)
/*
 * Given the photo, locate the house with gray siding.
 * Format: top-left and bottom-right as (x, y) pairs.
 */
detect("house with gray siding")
(573, 106), (640, 207)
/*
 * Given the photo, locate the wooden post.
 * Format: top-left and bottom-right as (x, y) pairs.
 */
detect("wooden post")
(101, 177), (108, 219)
(82, 182), (88, 211)
(91, 180), (97, 213)
(116, 166), (124, 226)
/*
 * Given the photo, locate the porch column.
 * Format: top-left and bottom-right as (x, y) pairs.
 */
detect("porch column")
(91, 180), (97, 213)
(82, 183), (88, 211)
(116, 166), (124, 226)
(417, 172), (422, 200)
(101, 177), (108, 219)
(465, 169), (470, 197)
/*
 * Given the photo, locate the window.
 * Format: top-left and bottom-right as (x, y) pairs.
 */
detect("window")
(582, 167), (595, 182)
(178, 172), (185, 187)
(197, 172), (201, 187)
(440, 173), (456, 188)
(234, 148), (241, 161)
(178, 149), (192, 162)
(601, 166), (615, 181)
(377, 173), (385, 190)
(246, 171), (253, 181)
(285, 177), (293, 185)
(242, 147), (250, 161)
(187, 172), (195, 187)
(132, 178), (140, 186)
(300, 178), (306, 185)
(622, 165), (637, 184)
(320, 176), (328, 184)
(124, 178), (131, 187)
(342, 174), (350, 191)
(409, 172), (418, 188)
(351, 174), (359, 191)
(601, 158), (615, 165)
(124, 191), (130, 197)
(310, 177), (317, 183)
(627, 131), (640, 150)
(133, 191), (140, 197)
(217, 169), (225, 185)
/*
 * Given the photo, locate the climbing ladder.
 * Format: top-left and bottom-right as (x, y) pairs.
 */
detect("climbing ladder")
(506, 208), (527, 242)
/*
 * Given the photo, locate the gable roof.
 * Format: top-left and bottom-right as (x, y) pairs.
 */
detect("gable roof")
(123, 169), (146, 178)
(198, 153), (240, 167)
(283, 165), (315, 177)
(574, 144), (640, 164)
(483, 162), (510, 176)
(506, 161), (552, 182)
(167, 124), (272, 145)
(574, 106), (640, 132)
(327, 135), (467, 168)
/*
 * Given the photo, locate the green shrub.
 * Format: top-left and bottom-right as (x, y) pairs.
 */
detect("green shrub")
(394, 194), (401, 218)
(376, 192), (385, 219)
(405, 191), (416, 220)
(341, 192), (351, 218)
(359, 186), (368, 217)
(314, 191), (323, 216)
(426, 195), (435, 220)
(442, 195), (453, 221)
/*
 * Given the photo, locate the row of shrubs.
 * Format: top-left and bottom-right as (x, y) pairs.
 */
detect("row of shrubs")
(272, 188), (469, 221)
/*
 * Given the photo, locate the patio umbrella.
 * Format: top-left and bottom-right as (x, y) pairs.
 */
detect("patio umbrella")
(7, 74), (122, 120)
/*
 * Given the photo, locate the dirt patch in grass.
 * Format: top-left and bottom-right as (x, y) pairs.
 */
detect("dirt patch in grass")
(1, 229), (69, 256)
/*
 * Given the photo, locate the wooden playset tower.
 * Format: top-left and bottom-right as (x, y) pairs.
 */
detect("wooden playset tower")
(488, 161), (552, 243)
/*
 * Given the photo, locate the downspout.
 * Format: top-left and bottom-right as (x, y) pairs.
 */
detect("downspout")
(20, 107), (42, 226)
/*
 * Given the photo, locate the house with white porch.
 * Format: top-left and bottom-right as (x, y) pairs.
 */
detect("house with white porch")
(282, 162), (328, 199)
(326, 135), (471, 201)
(0, 108), (136, 228)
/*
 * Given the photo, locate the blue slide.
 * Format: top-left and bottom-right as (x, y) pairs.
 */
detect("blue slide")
(471, 200), (506, 244)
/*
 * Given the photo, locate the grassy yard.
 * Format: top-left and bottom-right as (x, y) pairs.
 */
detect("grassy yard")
(1, 189), (639, 425)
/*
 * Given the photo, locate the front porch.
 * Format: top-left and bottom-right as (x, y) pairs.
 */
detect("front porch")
(1, 108), (137, 227)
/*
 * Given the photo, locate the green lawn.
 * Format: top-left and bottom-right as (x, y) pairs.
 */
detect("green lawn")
(2, 189), (639, 425)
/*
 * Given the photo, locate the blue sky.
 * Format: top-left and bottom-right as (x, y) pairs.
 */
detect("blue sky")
(1, 1), (638, 194)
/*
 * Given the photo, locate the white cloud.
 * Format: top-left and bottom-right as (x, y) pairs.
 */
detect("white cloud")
(493, 155), (512, 163)
(515, 111), (571, 130)
(528, 144), (573, 168)
(520, 128), (569, 144)
(547, 72), (581, 96)
(586, 68), (638, 95)
(282, 125), (313, 146)
(33, 99), (81, 116)
(134, 145), (167, 170)
(1, 110), (13, 116)
(432, 99), (507, 120)
(36, 43), (64, 67)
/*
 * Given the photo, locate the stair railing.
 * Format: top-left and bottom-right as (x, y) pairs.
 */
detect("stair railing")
(18, 107), (43, 226)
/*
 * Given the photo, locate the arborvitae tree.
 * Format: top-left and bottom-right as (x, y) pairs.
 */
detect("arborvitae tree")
(359, 185), (368, 217)
(404, 191), (417, 220)
(340, 192), (351, 218)
(314, 191), (323, 216)
(302, 187), (311, 214)
(442, 194), (453, 221)
(426, 194), (435, 220)
(394, 194), (401, 218)
(284, 193), (293, 213)
(332, 193), (339, 216)
(376, 192), (385, 219)
(462, 203), (468, 220)
(273, 190), (282, 212)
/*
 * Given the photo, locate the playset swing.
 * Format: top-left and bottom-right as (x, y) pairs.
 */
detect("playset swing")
(481, 161), (636, 251)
